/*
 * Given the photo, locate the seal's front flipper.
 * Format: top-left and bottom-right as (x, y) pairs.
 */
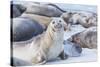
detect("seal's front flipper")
(59, 50), (68, 60)
(36, 60), (46, 65)
(32, 55), (47, 65)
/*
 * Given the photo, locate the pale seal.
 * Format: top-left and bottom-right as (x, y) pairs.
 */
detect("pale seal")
(12, 17), (68, 65)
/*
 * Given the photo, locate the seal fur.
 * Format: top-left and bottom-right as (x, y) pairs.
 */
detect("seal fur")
(13, 17), (68, 65)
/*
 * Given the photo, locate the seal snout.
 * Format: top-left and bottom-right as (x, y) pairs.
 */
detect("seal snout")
(55, 22), (62, 29)
(52, 18), (63, 30)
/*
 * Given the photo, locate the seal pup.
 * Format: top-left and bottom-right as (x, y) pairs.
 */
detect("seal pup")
(68, 27), (97, 49)
(13, 17), (68, 65)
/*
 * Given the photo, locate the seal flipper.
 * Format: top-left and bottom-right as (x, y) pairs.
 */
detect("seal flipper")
(36, 60), (46, 65)
(32, 54), (47, 65)
(59, 50), (68, 60)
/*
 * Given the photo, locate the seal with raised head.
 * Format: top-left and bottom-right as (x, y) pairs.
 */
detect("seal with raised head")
(13, 17), (68, 65)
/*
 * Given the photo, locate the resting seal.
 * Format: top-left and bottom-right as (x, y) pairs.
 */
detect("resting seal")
(68, 27), (97, 49)
(24, 2), (65, 17)
(61, 12), (74, 30)
(11, 17), (44, 42)
(61, 12), (97, 28)
(11, 3), (26, 18)
(13, 17), (68, 65)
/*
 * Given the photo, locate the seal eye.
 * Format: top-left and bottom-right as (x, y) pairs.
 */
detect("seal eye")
(52, 21), (55, 24)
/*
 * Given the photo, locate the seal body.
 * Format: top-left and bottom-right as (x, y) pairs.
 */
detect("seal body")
(24, 2), (64, 17)
(61, 12), (97, 28)
(11, 3), (26, 18)
(13, 17), (68, 65)
(69, 27), (97, 49)
(11, 17), (44, 42)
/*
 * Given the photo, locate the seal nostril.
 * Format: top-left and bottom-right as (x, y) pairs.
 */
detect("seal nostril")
(75, 45), (82, 53)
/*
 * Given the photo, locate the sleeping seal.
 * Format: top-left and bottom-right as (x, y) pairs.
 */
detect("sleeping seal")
(68, 27), (97, 49)
(13, 17), (68, 65)
(24, 2), (65, 17)
(11, 17), (44, 42)
(61, 12), (97, 28)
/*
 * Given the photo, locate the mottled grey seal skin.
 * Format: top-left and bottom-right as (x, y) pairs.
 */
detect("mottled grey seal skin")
(63, 40), (82, 57)
(11, 17), (44, 42)
(68, 27), (97, 49)
(11, 3), (26, 18)
(24, 2), (65, 17)
(79, 16), (97, 28)
(61, 12), (97, 28)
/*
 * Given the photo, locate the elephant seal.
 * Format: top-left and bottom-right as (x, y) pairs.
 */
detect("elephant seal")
(11, 40), (82, 66)
(20, 13), (52, 30)
(61, 12), (97, 28)
(70, 13), (97, 28)
(11, 3), (26, 18)
(11, 17), (44, 42)
(24, 2), (65, 17)
(61, 12), (74, 30)
(68, 27), (97, 49)
(13, 17), (68, 65)
(79, 15), (97, 28)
